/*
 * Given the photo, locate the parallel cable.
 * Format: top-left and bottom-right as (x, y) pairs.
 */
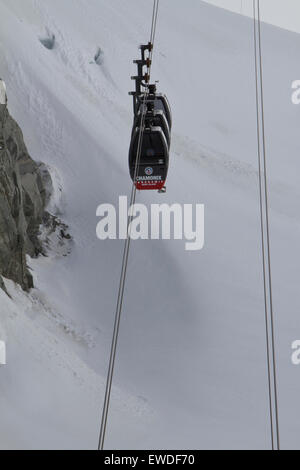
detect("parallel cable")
(98, 0), (160, 451)
(253, 0), (280, 451)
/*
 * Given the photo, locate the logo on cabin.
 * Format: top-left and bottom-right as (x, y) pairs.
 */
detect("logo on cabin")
(145, 167), (154, 176)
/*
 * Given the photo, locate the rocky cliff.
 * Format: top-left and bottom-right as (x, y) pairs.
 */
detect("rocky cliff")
(0, 104), (47, 291)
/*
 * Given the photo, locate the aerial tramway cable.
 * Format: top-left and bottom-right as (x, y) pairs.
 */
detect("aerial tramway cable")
(98, 0), (160, 451)
(253, 0), (280, 451)
(98, 0), (279, 452)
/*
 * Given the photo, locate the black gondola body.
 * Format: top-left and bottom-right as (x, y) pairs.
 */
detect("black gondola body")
(129, 126), (169, 191)
(133, 108), (171, 148)
(137, 93), (172, 130)
(129, 44), (172, 192)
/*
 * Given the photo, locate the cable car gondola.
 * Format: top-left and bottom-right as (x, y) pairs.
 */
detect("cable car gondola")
(129, 126), (169, 191)
(133, 106), (171, 148)
(137, 90), (172, 130)
(129, 44), (171, 192)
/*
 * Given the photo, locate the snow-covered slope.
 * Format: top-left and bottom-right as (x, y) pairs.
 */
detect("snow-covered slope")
(0, 0), (299, 450)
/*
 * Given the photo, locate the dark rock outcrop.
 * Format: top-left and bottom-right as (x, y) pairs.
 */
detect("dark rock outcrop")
(0, 104), (47, 291)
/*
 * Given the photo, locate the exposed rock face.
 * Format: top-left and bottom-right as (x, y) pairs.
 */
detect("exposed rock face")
(0, 104), (47, 291)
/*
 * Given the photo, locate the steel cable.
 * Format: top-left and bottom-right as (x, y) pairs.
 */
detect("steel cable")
(253, 0), (280, 451)
(98, 0), (160, 451)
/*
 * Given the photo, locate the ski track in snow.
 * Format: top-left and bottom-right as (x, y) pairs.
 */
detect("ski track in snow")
(174, 133), (300, 224)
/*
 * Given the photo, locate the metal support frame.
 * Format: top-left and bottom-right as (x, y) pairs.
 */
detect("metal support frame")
(129, 43), (154, 115)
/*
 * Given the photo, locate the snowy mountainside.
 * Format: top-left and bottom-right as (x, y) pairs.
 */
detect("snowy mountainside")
(0, 0), (299, 449)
